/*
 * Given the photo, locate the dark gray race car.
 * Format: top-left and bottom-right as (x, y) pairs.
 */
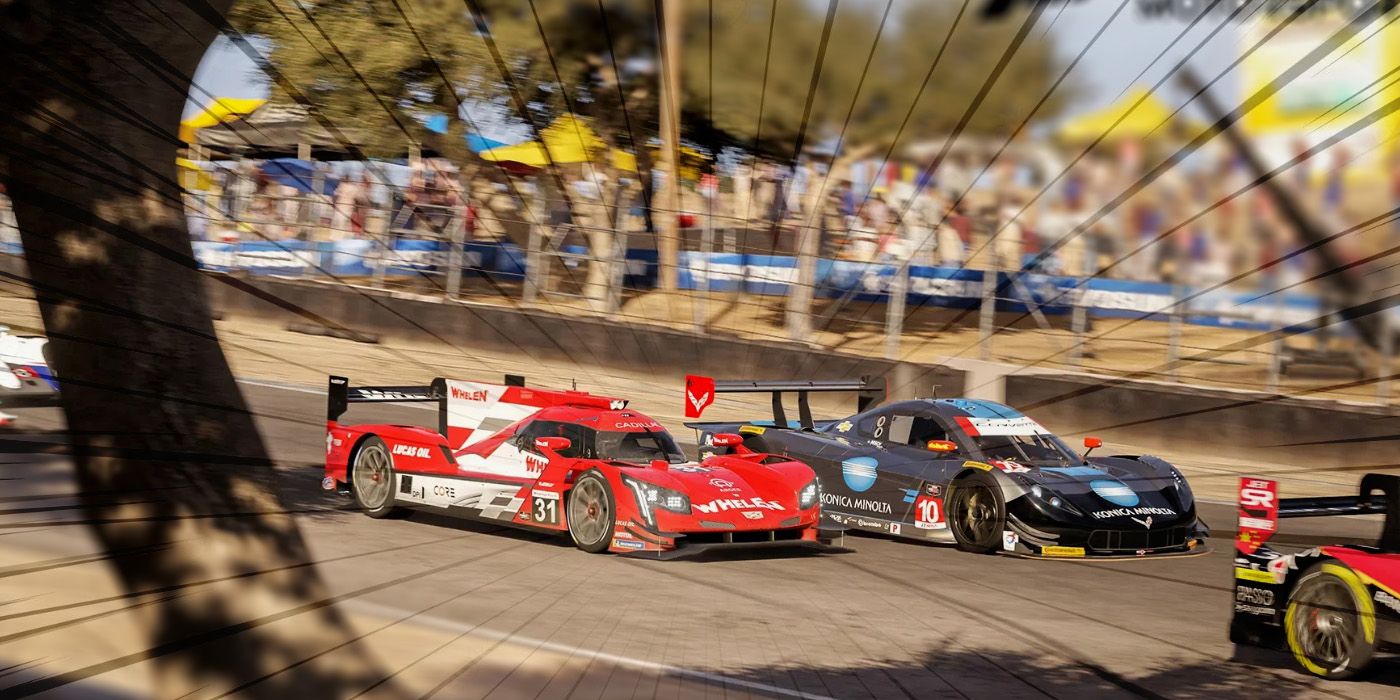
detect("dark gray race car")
(684, 378), (1209, 559)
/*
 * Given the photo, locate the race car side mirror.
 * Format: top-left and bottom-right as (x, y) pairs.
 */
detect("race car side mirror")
(925, 440), (958, 453)
(1083, 436), (1102, 457)
(535, 436), (571, 454)
(710, 433), (744, 447)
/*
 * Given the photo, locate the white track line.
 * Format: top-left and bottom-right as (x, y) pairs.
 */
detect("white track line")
(346, 599), (836, 700)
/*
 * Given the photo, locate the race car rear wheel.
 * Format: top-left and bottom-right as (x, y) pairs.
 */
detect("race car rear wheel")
(567, 472), (614, 554)
(351, 436), (402, 519)
(1286, 563), (1377, 680)
(948, 471), (1005, 554)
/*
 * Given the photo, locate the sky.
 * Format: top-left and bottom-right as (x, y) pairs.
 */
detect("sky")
(185, 1), (1243, 130)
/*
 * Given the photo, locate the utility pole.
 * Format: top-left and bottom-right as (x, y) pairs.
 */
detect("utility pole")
(656, 0), (682, 292)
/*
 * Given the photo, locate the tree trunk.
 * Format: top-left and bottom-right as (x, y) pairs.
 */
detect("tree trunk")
(0, 2), (387, 695)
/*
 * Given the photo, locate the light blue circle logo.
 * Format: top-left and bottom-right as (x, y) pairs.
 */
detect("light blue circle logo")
(1090, 479), (1139, 507)
(841, 457), (879, 492)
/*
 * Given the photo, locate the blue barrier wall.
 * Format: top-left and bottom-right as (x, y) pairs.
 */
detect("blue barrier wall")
(175, 242), (1326, 332)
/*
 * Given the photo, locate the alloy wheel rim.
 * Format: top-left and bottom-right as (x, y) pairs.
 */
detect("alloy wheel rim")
(1294, 578), (1357, 672)
(354, 446), (392, 510)
(570, 479), (609, 546)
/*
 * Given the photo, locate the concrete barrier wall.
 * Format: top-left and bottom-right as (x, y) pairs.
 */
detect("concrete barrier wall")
(1006, 374), (1398, 470)
(204, 274), (966, 399)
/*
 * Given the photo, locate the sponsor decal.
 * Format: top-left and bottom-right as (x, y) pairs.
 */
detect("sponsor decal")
(612, 538), (646, 550)
(924, 483), (942, 497)
(914, 496), (946, 530)
(356, 389), (425, 401)
(1090, 506), (1175, 520)
(961, 417), (1049, 437)
(671, 464), (711, 473)
(450, 385), (488, 401)
(709, 478), (735, 489)
(1040, 546), (1085, 558)
(683, 375), (715, 418)
(1375, 590), (1400, 615)
(1089, 479), (1140, 507)
(320, 476), (336, 491)
(993, 459), (1030, 474)
(1130, 515), (1154, 529)
(835, 420), (852, 433)
(1236, 478), (1278, 556)
(1235, 586), (1277, 616)
(392, 444), (431, 459)
(695, 496), (783, 514)
(614, 421), (662, 430)
(326, 432), (335, 455)
(11, 367), (33, 379)
(739, 425), (766, 435)
(1002, 531), (1019, 552)
(742, 511), (764, 520)
(889, 522), (902, 535)
(609, 400), (627, 410)
(822, 492), (893, 515)
(1234, 567), (1279, 584)
(963, 461), (994, 471)
(841, 457), (879, 492)
(524, 452), (549, 474)
(1236, 586), (1275, 606)
(433, 484), (456, 498)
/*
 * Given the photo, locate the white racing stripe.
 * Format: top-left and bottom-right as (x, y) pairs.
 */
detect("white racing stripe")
(345, 599), (837, 700)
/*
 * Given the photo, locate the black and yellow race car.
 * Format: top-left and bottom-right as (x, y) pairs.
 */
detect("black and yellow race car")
(684, 376), (1208, 559)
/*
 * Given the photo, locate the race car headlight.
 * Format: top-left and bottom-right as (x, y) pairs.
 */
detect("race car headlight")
(620, 473), (690, 527)
(798, 479), (820, 509)
(1171, 469), (1195, 510)
(1028, 483), (1082, 515)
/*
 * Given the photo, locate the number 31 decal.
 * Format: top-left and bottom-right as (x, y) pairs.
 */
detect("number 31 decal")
(531, 492), (560, 525)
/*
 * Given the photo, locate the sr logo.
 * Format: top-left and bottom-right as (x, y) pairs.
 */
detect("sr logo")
(1240, 481), (1275, 509)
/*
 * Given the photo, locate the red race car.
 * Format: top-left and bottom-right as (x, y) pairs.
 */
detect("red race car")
(1230, 474), (1400, 679)
(323, 374), (830, 558)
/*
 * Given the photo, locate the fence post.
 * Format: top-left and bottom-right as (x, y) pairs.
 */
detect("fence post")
(1070, 285), (1087, 368)
(1267, 295), (1284, 393)
(445, 212), (465, 300)
(979, 268), (996, 361)
(1168, 283), (1183, 381)
(885, 260), (908, 360)
(524, 189), (544, 305)
(1378, 312), (1393, 404)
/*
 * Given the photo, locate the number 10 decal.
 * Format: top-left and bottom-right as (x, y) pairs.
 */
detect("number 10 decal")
(914, 495), (945, 529)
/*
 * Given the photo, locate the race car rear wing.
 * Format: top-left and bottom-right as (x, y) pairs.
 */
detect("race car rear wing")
(684, 375), (885, 430)
(327, 374), (526, 438)
(1236, 474), (1400, 555)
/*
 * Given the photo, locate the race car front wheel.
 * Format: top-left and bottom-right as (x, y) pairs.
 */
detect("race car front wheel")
(948, 471), (1005, 554)
(1286, 563), (1377, 680)
(351, 436), (402, 519)
(567, 472), (614, 554)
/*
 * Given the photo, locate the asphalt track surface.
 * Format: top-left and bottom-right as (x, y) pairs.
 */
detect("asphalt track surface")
(2, 379), (1399, 699)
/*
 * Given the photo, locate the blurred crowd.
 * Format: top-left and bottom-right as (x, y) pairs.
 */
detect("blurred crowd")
(165, 135), (1394, 291)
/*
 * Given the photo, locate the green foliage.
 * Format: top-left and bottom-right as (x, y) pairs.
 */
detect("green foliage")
(227, 0), (1067, 161)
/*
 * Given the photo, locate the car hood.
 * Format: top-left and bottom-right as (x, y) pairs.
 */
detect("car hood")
(1023, 461), (1190, 526)
(625, 459), (809, 523)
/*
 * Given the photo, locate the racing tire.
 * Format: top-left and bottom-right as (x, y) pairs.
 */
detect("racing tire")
(351, 436), (403, 519)
(1285, 563), (1377, 680)
(567, 471), (615, 554)
(947, 471), (1006, 554)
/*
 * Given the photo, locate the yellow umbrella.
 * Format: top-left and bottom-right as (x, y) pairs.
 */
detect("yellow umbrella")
(179, 97), (267, 143)
(1058, 87), (1204, 143)
(176, 157), (213, 191)
(480, 114), (610, 166)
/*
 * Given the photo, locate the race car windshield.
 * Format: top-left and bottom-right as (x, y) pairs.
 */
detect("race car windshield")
(971, 433), (1080, 466)
(595, 429), (686, 464)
